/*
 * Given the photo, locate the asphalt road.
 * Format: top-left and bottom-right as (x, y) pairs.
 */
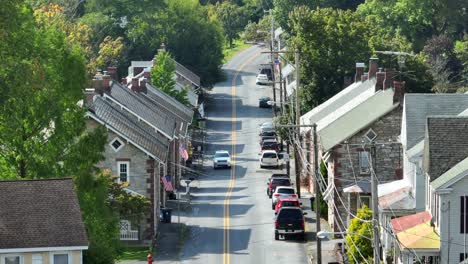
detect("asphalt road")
(179, 45), (308, 264)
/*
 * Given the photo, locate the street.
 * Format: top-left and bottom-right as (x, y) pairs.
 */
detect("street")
(179, 45), (308, 264)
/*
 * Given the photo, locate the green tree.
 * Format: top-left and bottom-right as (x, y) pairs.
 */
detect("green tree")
(212, 1), (247, 48)
(289, 6), (372, 112)
(454, 36), (468, 91)
(345, 205), (373, 263)
(151, 50), (190, 106)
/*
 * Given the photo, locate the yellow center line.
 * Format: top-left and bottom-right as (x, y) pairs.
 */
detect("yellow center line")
(223, 52), (261, 264)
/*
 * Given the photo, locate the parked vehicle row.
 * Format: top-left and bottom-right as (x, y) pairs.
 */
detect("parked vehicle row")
(258, 122), (288, 168)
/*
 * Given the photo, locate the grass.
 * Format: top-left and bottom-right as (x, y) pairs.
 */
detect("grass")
(222, 39), (252, 63)
(116, 246), (152, 261)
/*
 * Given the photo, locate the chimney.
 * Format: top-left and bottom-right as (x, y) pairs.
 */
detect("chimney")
(393, 81), (406, 104)
(143, 68), (150, 78)
(131, 78), (140, 92)
(84, 88), (96, 107)
(139, 78), (147, 93)
(102, 71), (111, 93)
(121, 78), (127, 85)
(107, 66), (118, 80)
(368, 57), (378, 79)
(375, 70), (385, 91)
(361, 73), (369, 82)
(383, 68), (396, 90)
(355, 62), (365, 82)
(92, 71), (103, 95)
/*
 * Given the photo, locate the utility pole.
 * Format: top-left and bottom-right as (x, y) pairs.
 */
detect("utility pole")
(313, 124), (322, 264)
(269, 10), (276, 112)
(284, 79), (290, 177)
(371, 143), (380, 264)
(294, 50), (301, 198)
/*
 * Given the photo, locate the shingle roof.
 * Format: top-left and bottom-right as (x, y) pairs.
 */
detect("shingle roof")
(174, 77), (198, 107)
(378, 179), (414, 210)
(423, 116), (468, 180)
(107, 82), (176, 139)
(173, 59), (200, 87)
(144, 82), (193, 123)
(431, 156), (468, 189)
(89, 96), (170, 162)
(0, 178), (88, 249)
(402, 94), (468, 150)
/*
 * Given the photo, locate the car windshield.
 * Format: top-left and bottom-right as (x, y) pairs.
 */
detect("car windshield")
(272, 179), (290, 185)
(278, 188), (294, 194)
(215, 153), (229, 158)
(261, 132), (276, 137)
(262, 152), (277, 158)
(278, 209), (302, 219)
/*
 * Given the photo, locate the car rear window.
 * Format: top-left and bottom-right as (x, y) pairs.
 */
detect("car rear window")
(215, 153), (229, 158)
(262, 152), (277, 158)
(282, 201), (299, 207)
(278, 188), (294, 194)
(279, 209), (302, 219)
(272, 179), (290, 185)
(263, 142), (277, 147)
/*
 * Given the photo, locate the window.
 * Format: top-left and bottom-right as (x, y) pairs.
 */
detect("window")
(110, 137), (124, 152)
(359, 195), (371, 208)
(52, 253), (68, 264)
(359, 151), (371, 174)
(117, 162), (129, 182)
(32, 254), (42, 264)
(364, 129), (377, 142)
(460, 253), (468, 262)
(461, 196), (468, 233)
(4, 256), (20, 264)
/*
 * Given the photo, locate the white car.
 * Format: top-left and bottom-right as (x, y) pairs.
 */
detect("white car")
(272, 186), (297, 209)
(259, 150), (279, 168)
(256, 74), (270, 85)
(213, 150), (231, 169)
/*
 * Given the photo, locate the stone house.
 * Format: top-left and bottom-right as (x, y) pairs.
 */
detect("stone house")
(84, 69), (193, 243)
(300, 58), (405, 233)
(0, 178), (88, 264)
(389, 116), (468, 264)
(379, 95), (468, 263)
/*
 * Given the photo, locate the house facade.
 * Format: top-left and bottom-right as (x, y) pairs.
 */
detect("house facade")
(380, 95), (468, 263)
(0, 179), (88, 264)
(301, 58), (405, 233)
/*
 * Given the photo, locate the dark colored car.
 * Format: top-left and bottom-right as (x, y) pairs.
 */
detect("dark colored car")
(260, 131), (277, 138)
(259, 96), (272, 108)
(261, 141), (279, 152)
(260, 135), (277, 145)
(267, 177), (292, 198)
(260, 67), (273, 81)
(274, 207), (307, 241)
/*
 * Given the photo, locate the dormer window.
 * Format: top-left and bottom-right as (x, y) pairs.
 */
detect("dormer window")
(364, 129), (377, 142)
(110, 137), (124, 152)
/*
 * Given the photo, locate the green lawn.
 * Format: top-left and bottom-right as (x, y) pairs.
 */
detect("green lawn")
(222, 39), (252, 63)
(116, 246), (152, 261)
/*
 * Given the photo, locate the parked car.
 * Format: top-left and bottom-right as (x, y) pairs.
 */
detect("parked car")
(259, 96), (272, 108)
(259, 67), (273, 81)
(260, 130), (276, 138)
(267, 177), (292, 198)
(213, 150), (231, 169)
(259, 150), (279, 168)
(272, 186), (297, 209)
(277, 152), (289, 167)
(260, 135), (277, 145)
(261, 140), (279, 152)
(274, 207), (307, 241)
(256, 73), (270, 85)
(275, 197), (301, 215)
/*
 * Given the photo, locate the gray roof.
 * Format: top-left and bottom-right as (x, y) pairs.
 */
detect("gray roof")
(107, 82), (176, 139)
(423, 116), (468, 181)
(402, 94), (468, 150)
(145, 82), (193, 123)
(89, 96), (170, 161)
(431, 156), (468, 189)
(0, 178), (88, 249)
(173, 59), (201, 87)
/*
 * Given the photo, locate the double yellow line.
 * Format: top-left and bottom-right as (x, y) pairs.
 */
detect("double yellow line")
(223, 52), (260, 264)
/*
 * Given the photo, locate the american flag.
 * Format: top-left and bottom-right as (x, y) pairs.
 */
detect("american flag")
(162, 175), (174, 192)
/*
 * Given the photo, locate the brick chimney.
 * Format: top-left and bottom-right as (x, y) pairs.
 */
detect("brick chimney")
(375, 70), (385, 91)
(361, 73), (369, 82)
(107, 66), (118, 80)
(121, 78), (127, 85)
(102, 71), (111, 93)
(139, 78), (147, 93)
(92, 71), (103, 95)
(368, 57), (378, 79)
(383, 68), (396, 90)
(355, 63), (365, 82)
(131, 77), (140, 92)
(393, 81), (406, 104)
